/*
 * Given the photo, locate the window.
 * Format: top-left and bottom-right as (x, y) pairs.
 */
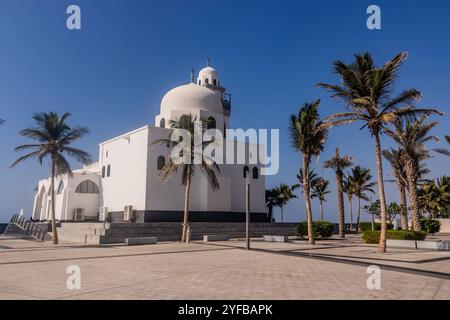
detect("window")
(102, 166), (105, 178)
(207, 116), (216, 129)
(224, 123), (226, 138)
(57, 181), (65, 194)
(205, 78), (209, 84)
(107, 165), (111, 177)
(75, 180), (100, 194)
(157, 156), (165, 170)
(252, 167), (259, 179)
(160, 118), (165, 128)
(213, 79), (217, 86)
(243, 166), (249, 178)
(198, 80), (201, 85)
(106, 150), (108, 158)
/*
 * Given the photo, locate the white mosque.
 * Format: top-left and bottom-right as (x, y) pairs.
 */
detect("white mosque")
(31, 62), (267, 223)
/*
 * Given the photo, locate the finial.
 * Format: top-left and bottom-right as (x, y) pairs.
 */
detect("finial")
(190, 69), (195, 83)
(207, 57), (211, 67)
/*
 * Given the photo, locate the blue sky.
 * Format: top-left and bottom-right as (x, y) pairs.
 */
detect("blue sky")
(0, 0), (449, 222)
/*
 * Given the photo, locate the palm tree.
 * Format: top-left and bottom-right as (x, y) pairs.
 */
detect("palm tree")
(289, 100), (329, 244)
(324, 148), (353, 238)
(418, 176), (450, 218)
(317, 52), (440, 252)
(311, 178), (331, 221)
(386, 116), (447, 231)
(382, 148), (409, 229)
(275, 183), (298, 223)
(152, 114), (220, 243)
(0, 118), (4, 125)
(342, 174), (355, 231)
(265, 188), (280, 222)
(296, 168), (320, 192)
(11, 112), (91, 244)
(350, 166), (376, 232)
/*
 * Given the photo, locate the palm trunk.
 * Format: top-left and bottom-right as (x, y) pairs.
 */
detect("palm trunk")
(336, 172), (345, 238)
(374, 133), (388, 253)
(397, 181), (408, 230)
(280, 206), (284, 223)
(181, 166), (192, 243)
(268, 206), (273, 222)
(320, 200), (323, 221)
(347, 194), (353, 231)
(405, 161), (421, 231)
(303, 155), (315, 244)
(356, 197), (361, 232)
(50, 158), (58, 244)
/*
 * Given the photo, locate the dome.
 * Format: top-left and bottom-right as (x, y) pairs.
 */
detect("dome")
(160, 83), (223, 114)
(198, 66), (218, 79)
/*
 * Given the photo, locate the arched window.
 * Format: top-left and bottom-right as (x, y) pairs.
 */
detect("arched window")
(107, 165), (111, 177)
(252, 167), (259, 179)
(57, 181), (65, 194)
(205, 78), (209, 84)
(243, 166), (249, 178)
(75, 180), (100, 194)
(213, 79), (217, 86)
(207, 116), (216, 129)
(157, 156), (165, 170)
(198, 80), (201, 85)
(102, 166), (105, 178)
(159, 118), (165, 128)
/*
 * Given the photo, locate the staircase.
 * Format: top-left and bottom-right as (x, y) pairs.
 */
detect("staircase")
(6, 214), (52, 241)
(58, 222), (298, 245)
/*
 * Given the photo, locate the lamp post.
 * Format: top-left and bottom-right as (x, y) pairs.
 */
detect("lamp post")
(245, 171), (250, 250)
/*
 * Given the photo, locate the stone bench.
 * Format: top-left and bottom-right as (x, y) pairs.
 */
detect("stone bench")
(387, 239), (417, 249)
(203, 234), (229, 242)
(263, 235), (289, 243)
(124, 237), (157, 246)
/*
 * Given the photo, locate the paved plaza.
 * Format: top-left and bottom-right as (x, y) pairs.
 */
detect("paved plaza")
(0, 234), (449, 300)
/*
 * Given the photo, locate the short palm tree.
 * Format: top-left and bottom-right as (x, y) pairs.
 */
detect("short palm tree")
(152, 114), (220, 243)
(289, 100), (329, 244)
(323, 148), (353, 238)
(275, 183), (298, 223)
(350, 166), (376, 232)
(383, 148), (409, 229)
(311, 178), (331, 221)
(317, 52), (440, 252)
(11, 112), (91, 244)
(386, 116), (448, 230)
(265, 188), (280, 222)
(342, 174), (355, 230)
(418, 176), (450, 218)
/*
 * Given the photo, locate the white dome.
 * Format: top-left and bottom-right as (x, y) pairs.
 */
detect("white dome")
(198, 66), (218, 79)
(161, 83), (223, 114)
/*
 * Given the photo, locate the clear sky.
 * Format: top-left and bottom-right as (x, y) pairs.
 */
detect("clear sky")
(0, 0), (449, 223)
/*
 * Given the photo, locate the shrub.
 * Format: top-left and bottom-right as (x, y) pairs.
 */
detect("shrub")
(420, 218), (440, 234)
(362, 230), (427, 244)
(359, 222), (393, 232)
(296, 221), (334, 239)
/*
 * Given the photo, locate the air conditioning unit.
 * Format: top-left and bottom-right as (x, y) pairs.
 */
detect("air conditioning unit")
(99, 207), (108, 222)
(123, 205), (133, 222)
(74, 208), (85, 221)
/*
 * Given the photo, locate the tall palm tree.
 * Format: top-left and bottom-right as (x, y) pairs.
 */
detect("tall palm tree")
(311, 178), (331, 221)
(296, 168), (320, 192)
(11, 112), (91, 244)
(265, 188), (280, 222)
(386, 116), (448, 230)
(350, 166), (376, 232)
(317, 52), (440, 252)
(275, 183), (298, 223)
(289, 100), (329, 244)
(342, 174), (355, 231)
(152, 114), (220, 243)
(324, 148), (353, 238)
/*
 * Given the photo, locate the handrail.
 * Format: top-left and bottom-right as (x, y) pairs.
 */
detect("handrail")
(9, 214), (50, 241)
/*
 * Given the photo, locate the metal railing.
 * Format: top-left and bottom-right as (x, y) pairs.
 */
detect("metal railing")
(9, 214), (50, 241)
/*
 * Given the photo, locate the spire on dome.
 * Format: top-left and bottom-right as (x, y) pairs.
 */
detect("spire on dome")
(190, 69), (195, 83)
(207, 57), (212, 67)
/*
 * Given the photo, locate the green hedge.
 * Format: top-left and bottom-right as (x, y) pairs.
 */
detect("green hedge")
(362, 230), (427, 244)
(420, 218), (441, 234)
(359, 222), (393, 232)
(297, 221), (334, 239)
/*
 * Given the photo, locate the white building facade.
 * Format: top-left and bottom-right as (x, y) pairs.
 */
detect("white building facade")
(32, 64), (267, 223)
